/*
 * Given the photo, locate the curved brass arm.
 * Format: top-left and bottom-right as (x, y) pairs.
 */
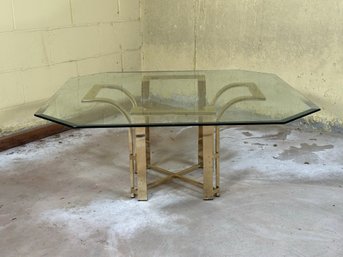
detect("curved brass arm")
(83, 84), (137, 106)
(211, 82), (266, 121)
(82, 84), (137, 123)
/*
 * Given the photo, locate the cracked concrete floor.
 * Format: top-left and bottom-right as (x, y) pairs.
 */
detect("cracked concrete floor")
(0, 125), (343, 257)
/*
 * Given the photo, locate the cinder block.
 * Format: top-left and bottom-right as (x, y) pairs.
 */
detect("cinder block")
(46, 24), (123, 64)
(46, 26), (100, 63)
(71, 0), (118, 24)
(0, 71), (25, 110)
(119, 0), (140, 20)
(142, 44), (194, 71)
(13, 0), (71, 30)
(0, 0), (13, 32)
(123, 50), (141, 71)
(21, 62), (78, 102)
(77, 53), (122, 76)
(0, 31), (48, 72)
(98, 24), (121, 55)
(117, 21), (142, 50)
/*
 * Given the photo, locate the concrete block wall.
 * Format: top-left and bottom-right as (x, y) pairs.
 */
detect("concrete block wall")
(0, 0), (142, 135)
(142, 0), (343, 129)
(1, 0), (342, 134)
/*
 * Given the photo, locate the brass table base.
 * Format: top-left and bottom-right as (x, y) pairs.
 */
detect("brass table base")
(128, 126), (220, 201)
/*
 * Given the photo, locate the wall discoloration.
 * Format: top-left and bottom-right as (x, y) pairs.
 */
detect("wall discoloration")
(142, 0), (343, 128)
(143, 0), (195, 45)
(142, 0), (196, 70)
(277, 143), (334, 164)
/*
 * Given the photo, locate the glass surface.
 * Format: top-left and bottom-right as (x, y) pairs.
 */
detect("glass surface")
(35, 70), (320, 128)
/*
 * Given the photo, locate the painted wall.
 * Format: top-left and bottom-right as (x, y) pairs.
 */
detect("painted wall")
(142, 0), (343, 129)
(0, 0), (142, 135)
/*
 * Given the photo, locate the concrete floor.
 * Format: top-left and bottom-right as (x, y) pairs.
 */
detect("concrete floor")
(0, 124), (343, 257)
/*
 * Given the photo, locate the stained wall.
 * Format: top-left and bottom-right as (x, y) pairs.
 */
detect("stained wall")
(142, 0), (343, 129)
(1, 0), (342, 134)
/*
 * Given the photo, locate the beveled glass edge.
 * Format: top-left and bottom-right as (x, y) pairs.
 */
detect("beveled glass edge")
(34, 113), (79, 128)
(34, 107), (320, 129)
(55, 69), (282, 83)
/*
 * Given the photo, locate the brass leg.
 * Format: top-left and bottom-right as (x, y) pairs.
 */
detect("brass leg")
(215, 126), (220, 197)
(127, 126), (220, 201)
(128, 128), (136, 198)
(135, 127), (148, 201)
(145, 127), (151, 168)
(203, 126), (214, 200)
(198, 126), (204, 168)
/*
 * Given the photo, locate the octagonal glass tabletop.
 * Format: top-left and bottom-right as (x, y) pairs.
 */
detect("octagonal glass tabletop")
(35, 70), (320, 128)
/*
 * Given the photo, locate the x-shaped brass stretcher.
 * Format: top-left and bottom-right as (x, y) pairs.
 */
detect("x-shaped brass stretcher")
(128, 126), (221, 200)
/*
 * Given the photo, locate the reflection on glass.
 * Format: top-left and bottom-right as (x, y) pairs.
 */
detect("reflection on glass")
(35, 70), (320, 127)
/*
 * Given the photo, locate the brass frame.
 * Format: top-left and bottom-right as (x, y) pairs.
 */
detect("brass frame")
(81, 81), (265, 123)
(128, 126), (220, 201)
(81, 78), (266, 200)
(82, 84), (137, 123)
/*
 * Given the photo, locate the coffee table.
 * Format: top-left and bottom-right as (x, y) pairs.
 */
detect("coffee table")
(35, 70), (320, 200)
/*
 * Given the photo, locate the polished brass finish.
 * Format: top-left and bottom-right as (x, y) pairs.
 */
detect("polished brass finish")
(82, 79), (260, 200)
(130, 106), (216, 116)
(128, 128), (136, 198)
(81, 80), (266, 122)
(202, 126), (214, 200)
(82, 84), (137, 123)
(215, 126), (220, 197)
(211, 82), (264, 105)
(129, 126), (220, 201)
(135, 127), (148, 201)
(35, 71), (320, 202)
(148, 164), (202, 189)
(198, 126), (204, 168)
(145, 127), (151, 168)
(83, 84), (137, 106)
(137, 74), (208, 116)
(211, 82), (266, 121)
